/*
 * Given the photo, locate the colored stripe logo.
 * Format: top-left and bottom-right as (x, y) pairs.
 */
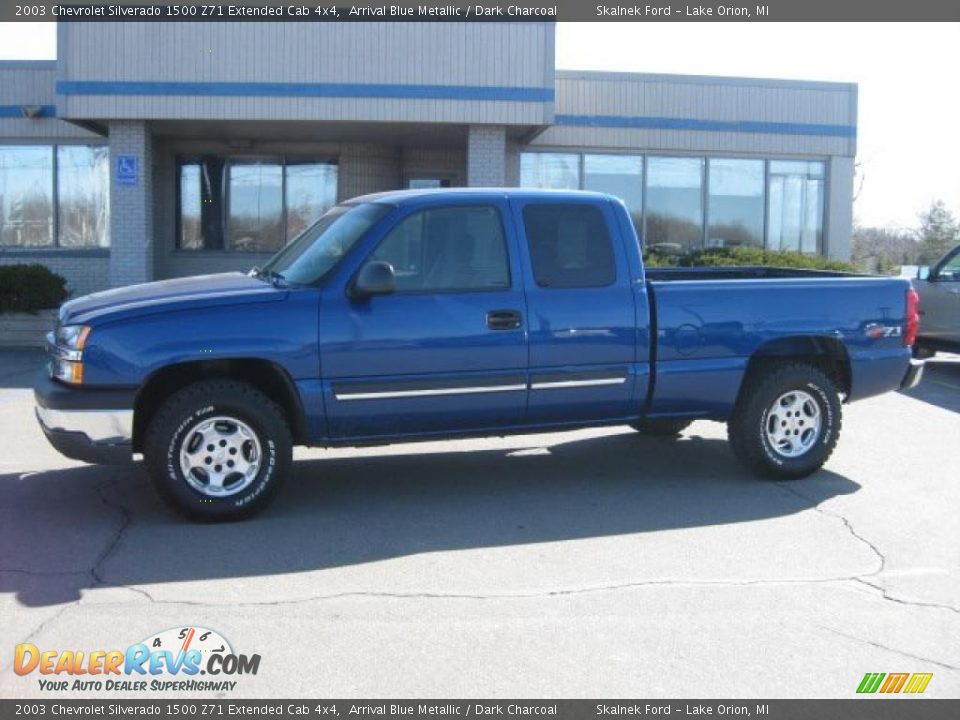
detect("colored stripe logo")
(857, 672), (933, 694)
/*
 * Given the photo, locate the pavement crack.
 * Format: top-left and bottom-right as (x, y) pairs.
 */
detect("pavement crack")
(84, 575), (882, 609)
(818, 625), (958, 671)
(774, 481), (885, 577)
(0, 603), (76, 676)
(88, 476), (134, 589)
(854, 577), (960, 616)
(774, 482), (960, 618)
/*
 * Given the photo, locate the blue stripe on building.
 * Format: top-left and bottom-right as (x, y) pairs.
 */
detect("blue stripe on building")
(554, 113), (856, 138)
(56, 81), (555, 103)
(0, 105), (56, 118)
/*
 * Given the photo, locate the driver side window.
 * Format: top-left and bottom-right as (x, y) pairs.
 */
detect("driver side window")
(371, 205), (510, 293)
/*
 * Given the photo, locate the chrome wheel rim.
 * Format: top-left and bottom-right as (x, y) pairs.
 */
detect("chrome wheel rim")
(764, 390), (822, 459)
(179, 416), (262, 497)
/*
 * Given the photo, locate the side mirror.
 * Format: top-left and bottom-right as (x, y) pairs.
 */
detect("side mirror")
(350, 261), (396, 299)
(917, 266), (931, 281)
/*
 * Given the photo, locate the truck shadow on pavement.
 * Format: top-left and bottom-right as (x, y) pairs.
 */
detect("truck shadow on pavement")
(900, 356), (960, 414)
(0, 429), (860, 608)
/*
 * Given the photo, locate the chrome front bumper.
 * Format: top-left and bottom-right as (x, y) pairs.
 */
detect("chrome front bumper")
(35, 406), (134, 465)
(34, 371), (136, 465)
(36, 405), (133, 444)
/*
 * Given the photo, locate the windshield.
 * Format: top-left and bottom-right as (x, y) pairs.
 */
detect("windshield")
(260, 202), (391, 285)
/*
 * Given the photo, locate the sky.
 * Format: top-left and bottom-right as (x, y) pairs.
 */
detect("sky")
(1, 21), (958, 230)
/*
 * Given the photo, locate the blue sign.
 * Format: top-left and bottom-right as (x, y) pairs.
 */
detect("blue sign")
(117, 155), (138, 187)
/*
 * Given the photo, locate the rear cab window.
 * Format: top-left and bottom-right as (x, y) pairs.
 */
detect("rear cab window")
(521, 203), (617, 288)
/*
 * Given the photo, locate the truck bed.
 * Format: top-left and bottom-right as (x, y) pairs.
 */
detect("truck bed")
(643, 268), (912, 417)
(645, 265), (864, 282)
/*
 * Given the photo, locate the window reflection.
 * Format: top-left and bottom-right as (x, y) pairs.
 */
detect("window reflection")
(767, 161), (824, 254)
(179, 163), (202, 250)
(707, 158), (764, 248)
(57, 146), (110, 248)
(583, 154), (643, 235)
(0, 146), (54, 247)
(519, 152), (828, 256)
(285, 161), (338, 240)
(228, 162), (283, 252)
(520, 153), (580, 190)
(180, 157), (338, 252)
(646, 157), (704, 252)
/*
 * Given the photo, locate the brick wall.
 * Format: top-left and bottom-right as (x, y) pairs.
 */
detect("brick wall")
(505, 141), (521, 187)
(467, 125), (507, 187)
(401, 147), (467, 186)
(108, 121), (153, 287)
(337, 143), (401, 201)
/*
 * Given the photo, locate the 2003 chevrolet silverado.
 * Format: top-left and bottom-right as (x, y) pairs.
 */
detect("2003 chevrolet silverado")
(35, 189), (923, 520)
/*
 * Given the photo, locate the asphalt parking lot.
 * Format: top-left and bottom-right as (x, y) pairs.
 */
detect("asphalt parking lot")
(0, 349), (957, 699)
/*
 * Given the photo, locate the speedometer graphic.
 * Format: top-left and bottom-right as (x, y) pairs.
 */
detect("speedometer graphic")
(140, 626), (233, 660)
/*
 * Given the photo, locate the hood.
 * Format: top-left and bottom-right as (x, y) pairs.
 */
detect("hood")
(60, 272), (284, 326)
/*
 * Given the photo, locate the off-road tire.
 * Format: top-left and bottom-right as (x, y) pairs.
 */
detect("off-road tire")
(144, 380), (292, 521)
(728, 362), (841, 480)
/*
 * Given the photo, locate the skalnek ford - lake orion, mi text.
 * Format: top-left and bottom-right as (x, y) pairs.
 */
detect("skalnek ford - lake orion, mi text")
(597, 4), (769, 16)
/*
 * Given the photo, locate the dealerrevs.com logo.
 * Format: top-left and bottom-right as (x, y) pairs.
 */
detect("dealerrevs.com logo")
(14, 626), (260, 693)
(857, 672), (933, 694)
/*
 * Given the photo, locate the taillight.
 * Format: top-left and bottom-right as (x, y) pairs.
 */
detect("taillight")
(904, 287), (920, 347)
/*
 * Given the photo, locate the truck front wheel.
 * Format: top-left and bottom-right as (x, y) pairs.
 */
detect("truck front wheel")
(727, 363), (841, 480)
(144, 380), (292, 521)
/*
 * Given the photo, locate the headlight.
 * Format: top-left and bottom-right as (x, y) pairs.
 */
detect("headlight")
(49, 325), (91, 385)
(51, 358), (85, 385)
(55, 325), (91, 351)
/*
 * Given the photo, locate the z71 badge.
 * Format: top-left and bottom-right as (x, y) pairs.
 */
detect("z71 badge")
(865, 323), (902, 339)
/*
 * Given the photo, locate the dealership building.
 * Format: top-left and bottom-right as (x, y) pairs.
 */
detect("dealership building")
(0, 22), (857, 296)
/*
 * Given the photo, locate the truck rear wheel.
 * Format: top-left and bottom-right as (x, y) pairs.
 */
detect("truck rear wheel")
(144, 380), (292, 521)
(631, 418), (692, 436)
(727, 363), (841, 480)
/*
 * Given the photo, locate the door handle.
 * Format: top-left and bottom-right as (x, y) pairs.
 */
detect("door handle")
(486, 309), (523, 330)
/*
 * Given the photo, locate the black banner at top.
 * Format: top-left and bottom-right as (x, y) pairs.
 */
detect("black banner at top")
(3, 0), (960, 22)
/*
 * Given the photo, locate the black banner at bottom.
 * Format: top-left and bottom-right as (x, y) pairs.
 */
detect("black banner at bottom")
(1, 700), (958, 720)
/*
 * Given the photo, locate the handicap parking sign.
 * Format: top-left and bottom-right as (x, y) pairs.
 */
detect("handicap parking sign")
(117, 155), (138, 187)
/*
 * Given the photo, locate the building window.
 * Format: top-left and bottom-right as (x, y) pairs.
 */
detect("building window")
(646, 157), (704, 252)
(371, 205), (510, 292)
(520, 153), (580, 190)
(707, 158), (765, 249)
(522, 203), (616, 288)
(285, 161), (338, 240)
(0, 146), (53, 247)
(520, 151), (829, 256)
(57, 146), (110, 249)
(0, 144), (109, 249)
(767, 161), (825, 254)
(228, 161), (283, 253)
(178, 156), (338, 252)
(583, 154), (643, 233)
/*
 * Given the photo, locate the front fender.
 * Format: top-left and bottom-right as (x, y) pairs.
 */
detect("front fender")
(80, 291), (321, 388)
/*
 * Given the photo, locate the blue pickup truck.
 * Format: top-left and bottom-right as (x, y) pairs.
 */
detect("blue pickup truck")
(35, 189), (923, 520)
